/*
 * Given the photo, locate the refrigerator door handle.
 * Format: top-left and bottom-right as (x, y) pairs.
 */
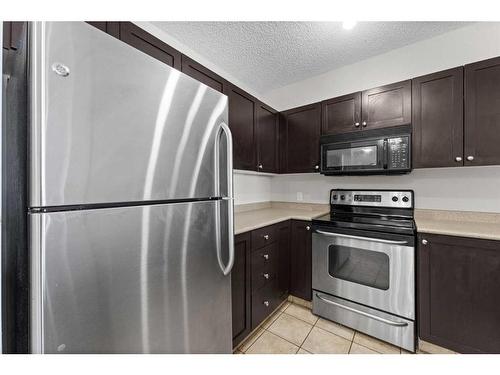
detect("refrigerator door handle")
(214, 122), (234, 276)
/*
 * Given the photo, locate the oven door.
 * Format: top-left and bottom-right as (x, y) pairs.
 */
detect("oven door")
(312, 226), (415, 319)
(320, 138), (386, 174)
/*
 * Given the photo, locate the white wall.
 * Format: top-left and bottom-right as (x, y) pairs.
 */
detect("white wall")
(233, 171), (273, 205)
(271, 166), (500, 213)
(263, 22), (500, 110)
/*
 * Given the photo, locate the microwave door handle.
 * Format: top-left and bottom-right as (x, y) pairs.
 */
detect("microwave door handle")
(382, 139), (388, 169)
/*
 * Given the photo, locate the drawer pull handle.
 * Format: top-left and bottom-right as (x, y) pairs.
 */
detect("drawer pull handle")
(263, 273), (270, 279)
(263, 301), (270, 307)
(306, 226), (311, 231)
(315, 293), (408, 327)
(263, 254), (269, 260)
(263, 234), (269, 240)
(421, 239), (428, 245)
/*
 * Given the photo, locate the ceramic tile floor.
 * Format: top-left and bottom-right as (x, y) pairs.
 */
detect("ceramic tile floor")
(235, 301), (443, 354)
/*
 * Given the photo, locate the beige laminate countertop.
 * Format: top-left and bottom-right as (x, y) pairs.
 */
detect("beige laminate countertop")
(415, 209), (500, 241)
(234, 202), (330, 235)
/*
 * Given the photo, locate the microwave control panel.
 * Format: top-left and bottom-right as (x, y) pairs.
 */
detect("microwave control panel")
(387, 136), (410, 169)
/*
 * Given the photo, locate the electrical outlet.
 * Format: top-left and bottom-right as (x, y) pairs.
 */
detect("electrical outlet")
(296, 192), (303, 201)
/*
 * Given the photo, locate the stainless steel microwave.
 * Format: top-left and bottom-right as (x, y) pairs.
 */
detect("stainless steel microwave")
(320, 125), (412, 175)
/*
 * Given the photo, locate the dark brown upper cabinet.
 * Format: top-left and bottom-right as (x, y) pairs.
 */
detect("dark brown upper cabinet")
(321, 92), (362, 135)
(465, 56), (500, 166)
(418, 233), (500, 353)
(361, 80), (411, 130)
(231, 232), (251, 348)
(119, 22), (181, 69)
(256, 103), (279, 173)
(412, 67), (464, 168)
(289, 220), (312, 301)
(3, 22), (26, 50)
(86, 21), (120, 39)
(225, 84), (257, 170)
(181, 55), (227, 93)
(281, 103), (321, 173)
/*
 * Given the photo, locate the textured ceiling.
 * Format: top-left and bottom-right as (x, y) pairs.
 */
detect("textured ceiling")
(153, 22), (471, 94)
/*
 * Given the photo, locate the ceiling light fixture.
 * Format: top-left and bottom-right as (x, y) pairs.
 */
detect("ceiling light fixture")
(342, 21), (357, 30)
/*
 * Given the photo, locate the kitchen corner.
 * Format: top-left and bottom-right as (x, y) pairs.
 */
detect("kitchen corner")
(235, 202), (329, 235)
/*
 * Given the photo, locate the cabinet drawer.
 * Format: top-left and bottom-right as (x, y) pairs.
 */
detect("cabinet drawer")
(251, 225), (277, 250)
(251, 280), (280, 329)
(251, 243), (278, 292)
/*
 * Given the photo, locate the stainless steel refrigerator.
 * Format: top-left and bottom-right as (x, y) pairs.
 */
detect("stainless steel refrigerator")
(28, 22), (234, 354)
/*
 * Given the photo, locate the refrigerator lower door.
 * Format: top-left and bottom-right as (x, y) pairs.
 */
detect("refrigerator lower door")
(30, 200), (232, 353)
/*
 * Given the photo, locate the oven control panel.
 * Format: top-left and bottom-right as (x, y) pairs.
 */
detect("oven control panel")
(330, 189), (413, 208)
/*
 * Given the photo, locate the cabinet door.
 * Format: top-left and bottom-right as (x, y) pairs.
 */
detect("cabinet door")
(321, 92), (361, 135)
(418, 233), (500, 353)
(282, 103), (321, 173)
(119, 22), (181, 69)
(181, 55), (226, 93)
(465, 56), (500, 166)
(276, 221), (291, 299)
(412, 67), (464, 168)
(86, 21), (120, 39)
(225, 85), (256, 170)
(256, 102), (279, 173)
(3, 22), (25, 50)
(290, 220), (312, 301)
(232, 232), (251, 347)
(361, 80), (411, 130)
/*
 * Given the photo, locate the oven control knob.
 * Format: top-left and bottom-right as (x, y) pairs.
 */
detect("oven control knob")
(392, 196), (398, 202)
(340, 195), (345, 200)
(402, 196), (409, 203)
(332, 194), (338, 200)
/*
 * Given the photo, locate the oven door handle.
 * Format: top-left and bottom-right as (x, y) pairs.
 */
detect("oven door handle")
(315, 293), (409, 327)
(315, 230), (409, 245)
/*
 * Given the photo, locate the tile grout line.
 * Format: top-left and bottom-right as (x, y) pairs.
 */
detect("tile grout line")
(241, 328), (266, 353)
(264, 320), (312, 350)
(298, 324), (315, 354)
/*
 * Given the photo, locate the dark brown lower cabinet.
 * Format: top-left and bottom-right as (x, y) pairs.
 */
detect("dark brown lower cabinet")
(276, 221), (291, 298)
(418, 233), (500, 353)
(231, 232), (251, 347)
(290, 220), (312, 301)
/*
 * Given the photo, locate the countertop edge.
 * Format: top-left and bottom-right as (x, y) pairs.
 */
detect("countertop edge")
(234, 212), (327, 235)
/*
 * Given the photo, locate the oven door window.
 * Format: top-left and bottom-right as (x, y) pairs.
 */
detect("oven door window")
(328, 245), (389, 290)
(326, 145), (378, 169)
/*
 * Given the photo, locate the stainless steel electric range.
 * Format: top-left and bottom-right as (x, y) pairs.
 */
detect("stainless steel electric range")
(311, 189), (416, 352)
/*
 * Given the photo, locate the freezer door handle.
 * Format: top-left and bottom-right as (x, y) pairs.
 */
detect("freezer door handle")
(215, 122), (234, 276)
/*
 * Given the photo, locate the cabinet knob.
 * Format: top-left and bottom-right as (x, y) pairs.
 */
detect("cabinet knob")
(263, 254), (269, 260)
(263, 234), (269, 240)
(258, 164), (263, 169)
(263, 273), (270, 279)
(362, 121), (367, 127)
(466, 155), (474, 161)
(455, 156), (462, 162)
(354, 122), (360, 127)
(314, 165), (319, 170)
(263, 301), (270, 307)
(422, 239), (428, 245)
(306, 225), (311, 231)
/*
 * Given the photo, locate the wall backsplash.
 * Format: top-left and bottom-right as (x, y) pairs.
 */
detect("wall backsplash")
(233, 171), (272, 205)
(235, 167), (500, 213)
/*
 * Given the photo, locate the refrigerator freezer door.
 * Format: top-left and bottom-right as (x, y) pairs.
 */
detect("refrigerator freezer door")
(30, 22), (228, 207)
(30, 200), (232, 353)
